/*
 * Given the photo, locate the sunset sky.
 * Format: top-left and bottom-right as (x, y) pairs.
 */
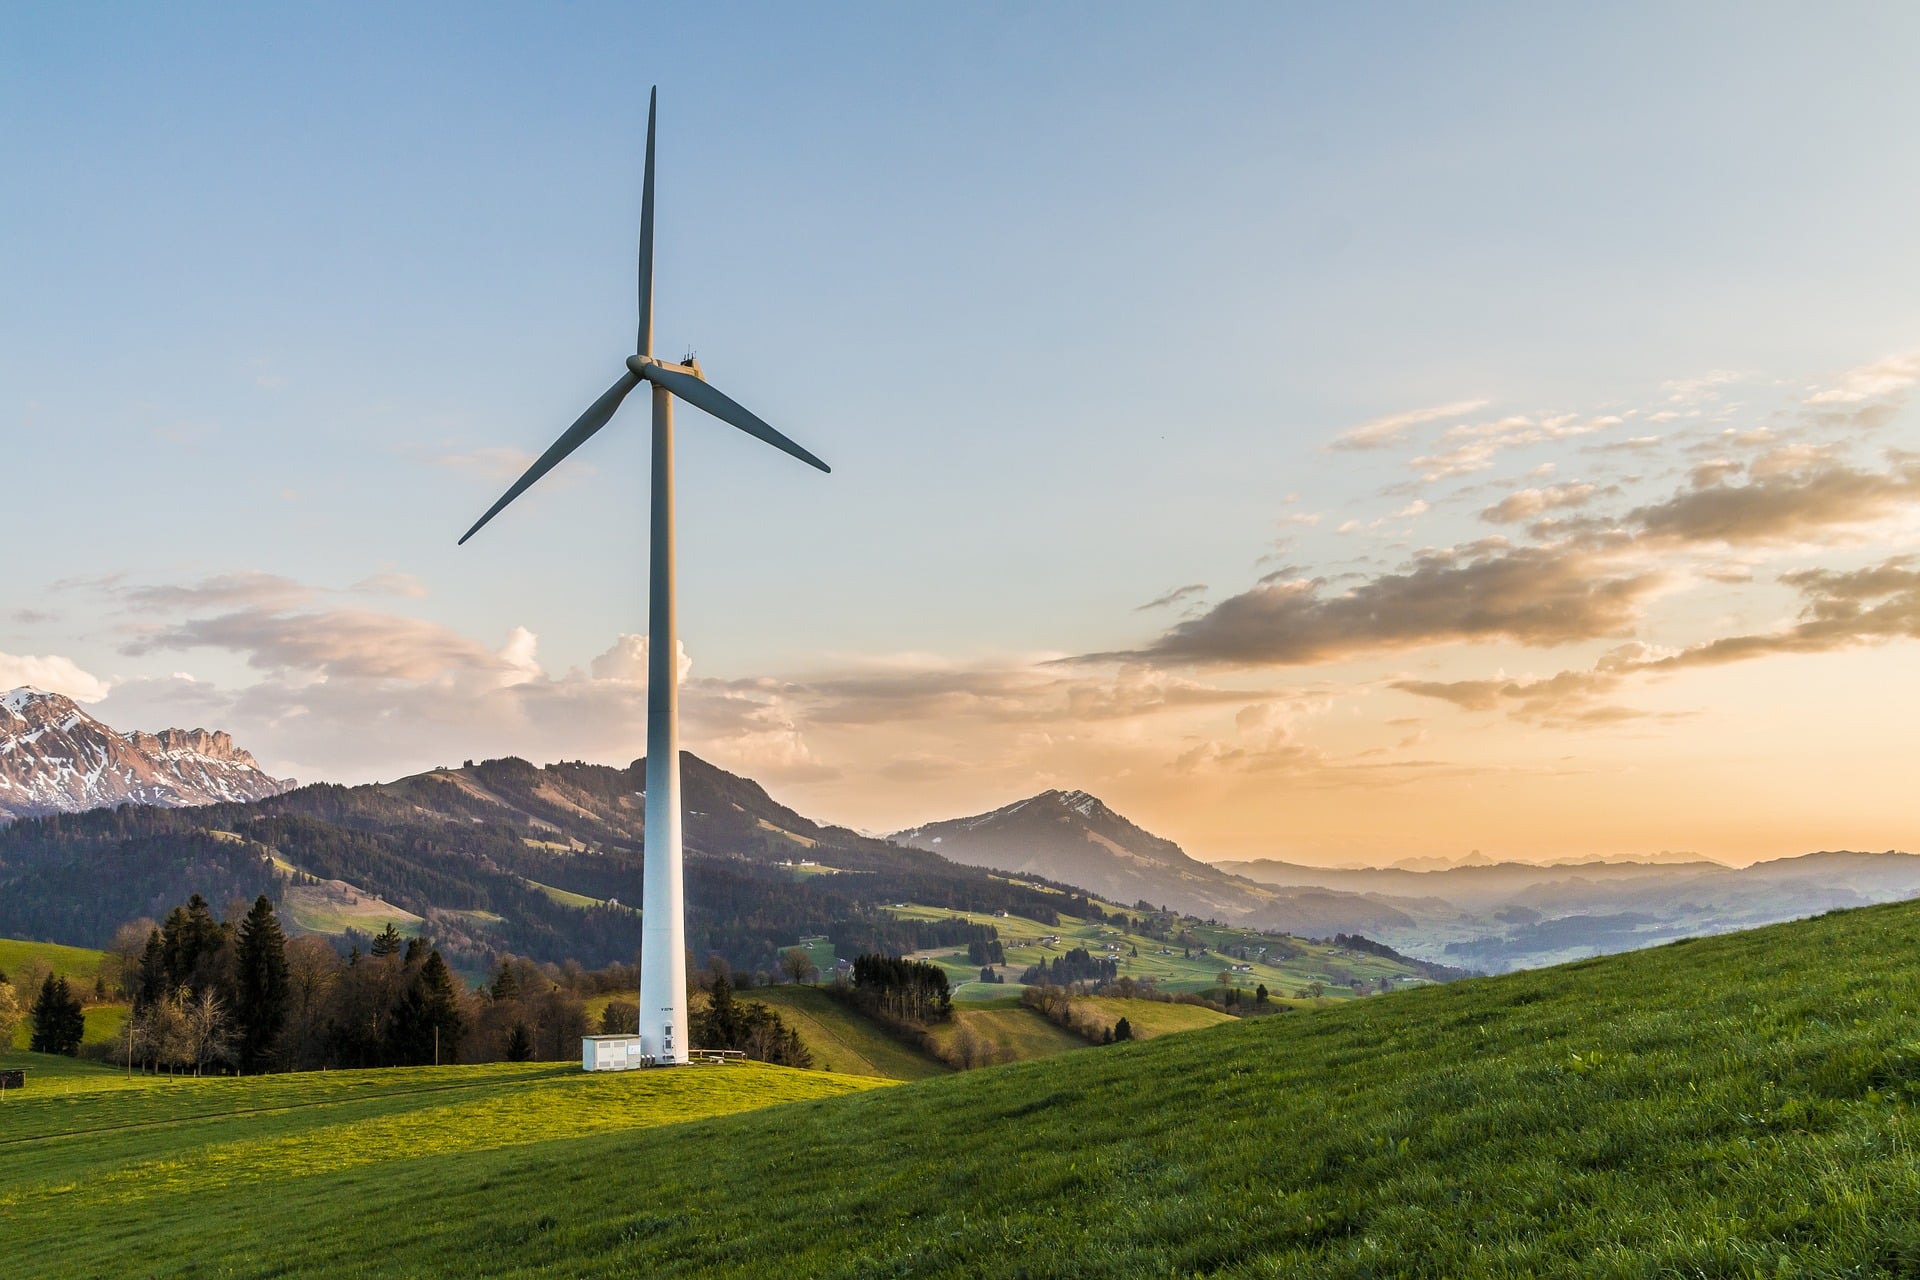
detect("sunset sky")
(5, 4), (1918, 866)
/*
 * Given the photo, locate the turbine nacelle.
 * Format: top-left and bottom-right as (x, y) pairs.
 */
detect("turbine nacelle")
(627, 355), (704, 381)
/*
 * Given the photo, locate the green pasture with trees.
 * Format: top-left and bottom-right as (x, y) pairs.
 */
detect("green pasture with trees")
(11, 898), (1920, 1275)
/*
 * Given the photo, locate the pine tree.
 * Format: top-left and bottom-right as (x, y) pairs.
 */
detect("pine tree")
(29, 974), (85, 1056)
(371, 923), (404, 957)
(505, 1023), (534, 1061)
(234, 895), (290, 1072)
(1114, 1016), (1133, 1042)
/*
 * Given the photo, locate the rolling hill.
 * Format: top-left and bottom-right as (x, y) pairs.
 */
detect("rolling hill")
(7, 897), (1920, 1275)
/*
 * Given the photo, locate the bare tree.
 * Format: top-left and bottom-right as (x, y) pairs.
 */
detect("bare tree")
(0, 980), (19, 1046)
(177, 987), (235, 1076)
(105, 919), (158, 999)
(282, 936), (342, 1070)
(778, 948), (818, 985)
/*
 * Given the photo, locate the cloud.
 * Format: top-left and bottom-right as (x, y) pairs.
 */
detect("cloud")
(0, 652), (111, 703)
(1136, 584), (1207, 613)
(1662, 371), (1745, 405)
(1642, 557), (1920, 670)
(787, 663), (1258, 728)
(1396, 556), (1920, 727)
(1410, 414), (1618, 482)
(590, 634), (693, 685)
(1630, 458), (1920, 546)
(1804, 352), (1919, 407)
(123, 606), (528, 684)
(121, 572), (316, 613)
(1391, 642), (1664, 727)
(1099, 542), (1663, 668)
(1328, 399), (1488, 452)
(1480, 483), (1600, 524)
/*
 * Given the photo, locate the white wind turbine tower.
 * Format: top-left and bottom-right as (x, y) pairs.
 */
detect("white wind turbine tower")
(458, 87), (830, 1065)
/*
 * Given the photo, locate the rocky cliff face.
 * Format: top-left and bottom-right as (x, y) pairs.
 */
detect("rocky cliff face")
(0, 688), (293, 821)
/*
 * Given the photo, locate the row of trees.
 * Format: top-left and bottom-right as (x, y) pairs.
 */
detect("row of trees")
(116, 897), (474, 1074)
(842, 954), (952, 1025)
(1018, 947), (1119, 987)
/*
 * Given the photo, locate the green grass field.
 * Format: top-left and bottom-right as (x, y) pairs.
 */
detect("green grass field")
(0, 1055), (886, 1276)
(16, 901), (1920, 1274)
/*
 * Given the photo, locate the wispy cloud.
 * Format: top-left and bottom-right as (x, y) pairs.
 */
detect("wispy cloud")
(1136, 583), (1207, 612)
(1327, 399), (1488, 452)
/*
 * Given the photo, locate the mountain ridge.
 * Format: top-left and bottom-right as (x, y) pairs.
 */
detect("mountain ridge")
(0, 687), (293, 822)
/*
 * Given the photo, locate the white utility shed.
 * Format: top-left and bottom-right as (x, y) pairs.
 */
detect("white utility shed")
(582, 1035), (653, 1072)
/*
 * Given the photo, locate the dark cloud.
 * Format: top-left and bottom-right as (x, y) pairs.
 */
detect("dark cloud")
(1136, 583), (1207, 612)
(1479, 483), (1602, 525)
(1630, 460), (1920, 545)
(1395, 559), (1920, 727)
(1097, 542), (1663, 668)
(1644, 557), (1920, 670)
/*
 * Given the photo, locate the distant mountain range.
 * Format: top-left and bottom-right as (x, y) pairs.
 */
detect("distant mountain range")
(0, 687), (293, 821)
(1215, 852), (1920, 971)
(4, 689), (1915, 978)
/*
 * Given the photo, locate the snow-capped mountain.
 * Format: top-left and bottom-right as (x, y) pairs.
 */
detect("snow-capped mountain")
(0, 687), (293, 821)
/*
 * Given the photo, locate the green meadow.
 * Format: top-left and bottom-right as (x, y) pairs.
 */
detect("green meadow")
(0, 936), (107, 983)
(10, 900), (1920, 1275)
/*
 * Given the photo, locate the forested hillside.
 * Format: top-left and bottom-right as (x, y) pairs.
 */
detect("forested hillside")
(0, 753), (1105, 974)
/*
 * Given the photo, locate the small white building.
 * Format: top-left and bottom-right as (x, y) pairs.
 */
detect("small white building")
(582, 1035), (655, 1072)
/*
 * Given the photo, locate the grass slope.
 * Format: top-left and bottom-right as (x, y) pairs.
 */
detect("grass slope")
(746, 985), (951, 1080)
(924, 998), (1089, 1062)
(0, 936), (106, 982)
(1, 1059), (885, 1275)
(1077, 994), (1236, 1039)
(16, 901), (1920, 1275)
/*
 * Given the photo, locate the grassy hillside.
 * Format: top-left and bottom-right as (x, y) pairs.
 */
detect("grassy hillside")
(15, 900), (1920, 1274)
(747, 985), (951, 1080)
(1077, 994), (1236, 1039)
(924, 997), (1087, 1063)
(0, 936), (107, 983)
(2, 937), (124, 1052)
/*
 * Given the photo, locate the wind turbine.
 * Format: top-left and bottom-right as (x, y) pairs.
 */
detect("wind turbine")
(458, 87), (829, 1066)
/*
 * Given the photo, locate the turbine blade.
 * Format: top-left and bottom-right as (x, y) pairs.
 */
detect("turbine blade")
(636, 87), (657, 357)
(457, 370), (642, 545)
(646, 365), (831, 473)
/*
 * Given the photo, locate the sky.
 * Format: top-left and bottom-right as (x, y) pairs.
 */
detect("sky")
(5, 3), (1919, 867)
